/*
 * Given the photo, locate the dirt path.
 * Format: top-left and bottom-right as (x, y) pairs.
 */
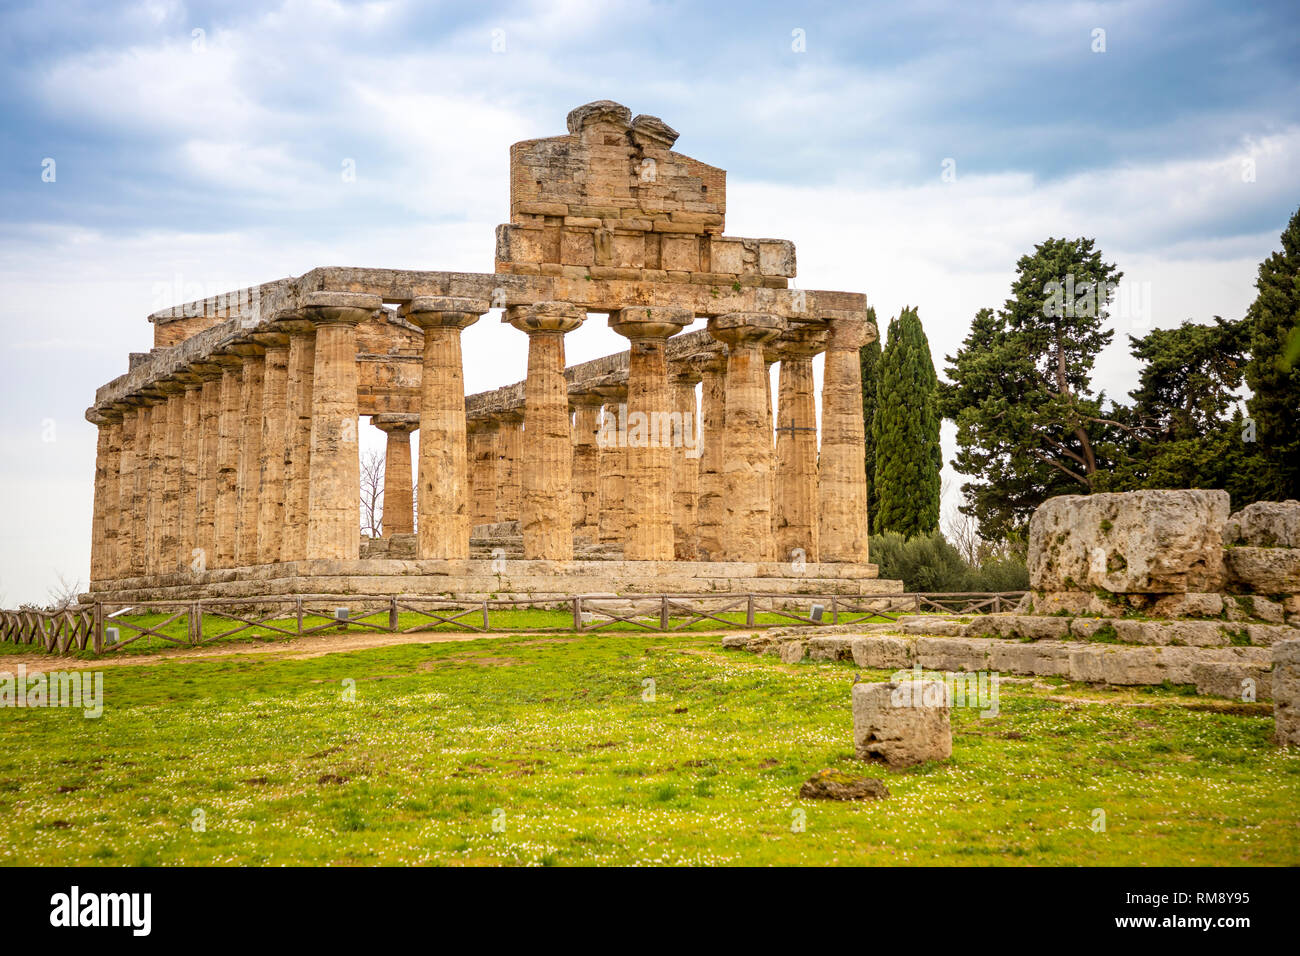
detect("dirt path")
(0, 628), (735, 672)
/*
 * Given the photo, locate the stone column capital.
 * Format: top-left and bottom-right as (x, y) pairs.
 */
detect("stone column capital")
(405, 296), (490, 330)
(228, 342), (266, 361)
(708, 312), (787, 349)
(251, 331), (291, 351)
(777, 326), (829, 358)
(190, 361), (225, 382)
(506, 301), (586, 335)
(155, 378), (187, 395)
(609, 306), (693, 341)
(301, 291), (382, 327)
(569, 390), (606, 408)
(820, 310), (874, 349)
(372, 412), (420, 435)
(499, 407), (525, 425)
(86, 407), (121, 426)
(591, 382), (628, 402)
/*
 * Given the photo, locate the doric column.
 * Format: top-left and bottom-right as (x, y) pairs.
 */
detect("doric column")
(159, 382), (186, 574)
(507, 301), (586, 561)
(497, 410), (524, 524)
(142, 389), (169, 575)
(178, 377), (203, 570)
(405, 297), (486, 559)
(87, 408), (122, 583)
(689, 351), (727, 561)
(774, 328), (826, 563)
(818, 311), (873, 563)
(280, 321), (316, 562)
(232, 344), (266, 567)
(213, 354), (243, 568)
(707, 312), (787, 562)
(469, 419), (499, 528)
(118, 402), (145, 577)
(594, 383), (628, 547)
(762, 345), (779, 534)
(609, 306), (691, 560)
(304, 292), (379, 561)
(372, 413), (418, 536)
(670, 364), (702, 560)
(193, 364), (223, 571)
(253, 334), (290, 563)
(570, 392), (603, 541)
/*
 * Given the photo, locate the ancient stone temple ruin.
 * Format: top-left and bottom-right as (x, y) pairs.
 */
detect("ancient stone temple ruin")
(83, 100), (901, 603)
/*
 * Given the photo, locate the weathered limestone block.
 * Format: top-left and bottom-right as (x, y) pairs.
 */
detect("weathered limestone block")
(807, 636), (855, 661)
(406, 297), (486, 560)
(373, 413), (418, 536)
(1191, 661), (1272, 701)
(708, 312), (786, 561)
(987, 640), (1073, 677)
(774, 328), (824, 564)
(970, 615), (1072, 641)
(778, 641), (806, 664)
(509, 301), (587, 560)
(851, 635), (916, 670)
(1225, 547), (1300, 594)
(852, 681), (952, 767)
(798, 769), (889, 801)
(915, 636), (991, 672)
(818, 311), (873, 563)
(1242, 623), (1300, 646)
(1224, 500), (1300, 548)
(895, 615), (970, 637)
(1273, 639), (1300, 746)
(1028, 489), (1230, 593)
(1150, 592), (1225, 618)
(609, 306), (691, 560)
(304, 292), (380, 562)
(1068, 645), (1268, 686)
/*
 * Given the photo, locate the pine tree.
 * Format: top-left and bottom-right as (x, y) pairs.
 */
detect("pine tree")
(872, 306), (941, 536)
(859, 306), (883, 517)
(1244, 204), (1300, 498)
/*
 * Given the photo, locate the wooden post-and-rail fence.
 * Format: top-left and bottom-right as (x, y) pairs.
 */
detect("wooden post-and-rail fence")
(0, 592), (1027, 657)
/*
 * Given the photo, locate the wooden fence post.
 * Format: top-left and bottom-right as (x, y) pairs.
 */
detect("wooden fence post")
(573, 596), (582, 632)
(389, 596), (398, 632)
(745, 594), (755, 627)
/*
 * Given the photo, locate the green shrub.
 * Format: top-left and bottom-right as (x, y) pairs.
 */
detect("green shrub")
(868, 530), (1028, 592)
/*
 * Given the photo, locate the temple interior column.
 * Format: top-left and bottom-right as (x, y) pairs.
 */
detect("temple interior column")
(594, 384), (628, 547)
(159, 382), (186, 573)
(497, 410), (523, 524)
(469, 420), (499, 528)
(818, 310), (873, 563)
(87, 409), (120, 583)
(304, 292), (378, 562)
(213, 354), (243, 568)
(372, 413), (418, 536)
(670, 364), (702, 560)
(774, 328), (826, 563)
(690, 352), (727, 561)
(233, 345), (266, 567)
(508, 301), (586, 561)
(610, 306), (691, 560)
(142, 390), (168, 575)
(280, 321), (316, 563)
(707, 312), (787, 562)
(123, 402), (148, 577)
(115, 404), (140, 579)
(254, 334), (290, 563)
(570, 393), (603, 541)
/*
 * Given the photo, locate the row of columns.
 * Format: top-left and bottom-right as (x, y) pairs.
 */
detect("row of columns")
(88, 299), (870, 579)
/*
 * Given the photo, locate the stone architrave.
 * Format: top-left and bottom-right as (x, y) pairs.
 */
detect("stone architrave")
(707, 312), (787, 562)
(507, 301), (586, 560)
(818, 310), (872, 563)
(774, 327), (826, 564)
(372, 413), (419, 536)
(405, 297), (486, 558)
(609, 306), (692, 560)
(570, 393), (604, 540)
(690, 351), (727, 561)
(670, 364), (702, 560)
(303, 292), (381, 561)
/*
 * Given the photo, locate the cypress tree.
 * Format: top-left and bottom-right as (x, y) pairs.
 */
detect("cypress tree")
(1244, 205), (1300, 498)
(859, 306), (883, 516)
(872, 306), (942, 536)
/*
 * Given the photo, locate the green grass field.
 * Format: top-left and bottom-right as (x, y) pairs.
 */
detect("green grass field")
(2, 631), (1297, 866)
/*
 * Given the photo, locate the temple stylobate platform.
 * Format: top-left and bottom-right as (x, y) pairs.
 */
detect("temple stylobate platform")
(83, 100), (899, 604)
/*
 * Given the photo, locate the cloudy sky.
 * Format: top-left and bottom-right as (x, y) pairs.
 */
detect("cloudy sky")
(1, 0), (1297, 603)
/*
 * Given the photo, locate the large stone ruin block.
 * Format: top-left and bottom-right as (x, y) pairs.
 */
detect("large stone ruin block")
(1274, 639), (1300, 746)
(852, 680), (952, 767)
(1028, 489), (1229, 594)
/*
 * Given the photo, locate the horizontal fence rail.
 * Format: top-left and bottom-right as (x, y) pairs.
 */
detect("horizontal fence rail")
(0, 592), (1027, 656)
